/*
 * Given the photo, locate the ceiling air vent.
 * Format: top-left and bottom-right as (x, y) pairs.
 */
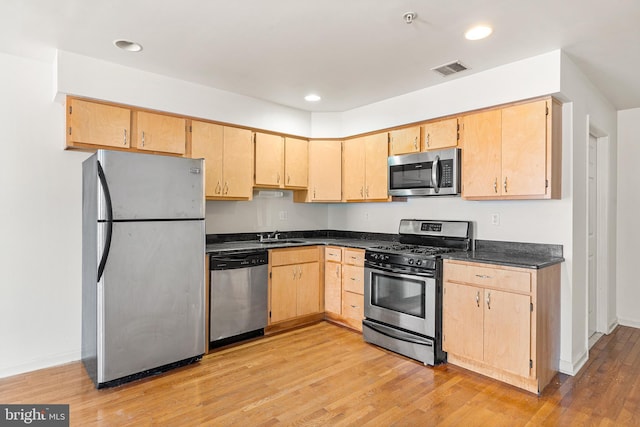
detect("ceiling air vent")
(431, 61), (468, 77)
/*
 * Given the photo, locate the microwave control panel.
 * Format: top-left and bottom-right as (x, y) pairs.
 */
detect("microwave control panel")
(440, 159), (454, 187)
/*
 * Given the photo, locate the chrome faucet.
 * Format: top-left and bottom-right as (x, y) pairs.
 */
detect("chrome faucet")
(258, 231), (280, 242)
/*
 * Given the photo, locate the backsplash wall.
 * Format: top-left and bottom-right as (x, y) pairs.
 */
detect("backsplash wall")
(204, 190), (329, 234)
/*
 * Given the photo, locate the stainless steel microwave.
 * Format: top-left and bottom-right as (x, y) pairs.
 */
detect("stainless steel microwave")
(388, 148), (460, 196)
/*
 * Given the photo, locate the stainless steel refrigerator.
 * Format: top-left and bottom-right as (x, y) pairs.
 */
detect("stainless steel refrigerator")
(82, 150), (206, 388)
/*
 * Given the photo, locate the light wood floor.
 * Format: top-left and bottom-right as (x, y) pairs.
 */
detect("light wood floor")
(1, 322), (639, 426)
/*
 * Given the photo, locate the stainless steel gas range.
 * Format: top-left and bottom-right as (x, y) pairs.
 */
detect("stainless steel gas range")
(363, 219), (472, 366)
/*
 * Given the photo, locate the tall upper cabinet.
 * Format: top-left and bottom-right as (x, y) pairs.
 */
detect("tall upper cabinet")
(294, 139), (341, 202)
(461, 97), (561, 200)
(191, 121), (254, 200)
(342, 133), (389, 202)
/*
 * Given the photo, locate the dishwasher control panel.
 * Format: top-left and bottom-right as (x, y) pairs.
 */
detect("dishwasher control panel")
(210, 251), (268, 270)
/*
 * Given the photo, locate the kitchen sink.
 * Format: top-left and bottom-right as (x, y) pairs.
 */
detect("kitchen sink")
(259, 239), (306, 244)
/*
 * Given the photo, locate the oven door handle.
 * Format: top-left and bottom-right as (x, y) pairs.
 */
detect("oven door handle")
(365, 263), (435, 278)
(364, 321), (433, 347)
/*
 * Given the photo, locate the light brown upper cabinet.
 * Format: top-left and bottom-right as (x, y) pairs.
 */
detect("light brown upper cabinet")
(254, 132), (284, 187)
(342, 133), (389, 202)
(284, 137), (308, 188)
(133, 111), (187, 155)
(191, 121), (254, 200)
(461, 98), (561, 200)
(254, 133), (308, 189)
(389, 126), (420, 155)
(422, 117), (459, 150)
(66, 98), (131, 149)
(295, 140), (342, 202)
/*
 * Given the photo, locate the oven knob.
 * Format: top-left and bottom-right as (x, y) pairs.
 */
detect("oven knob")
(416, 260), (422, 266)
(408, 259), (414, 265)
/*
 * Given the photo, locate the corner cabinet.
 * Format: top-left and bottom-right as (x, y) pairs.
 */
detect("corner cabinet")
(268, 247), (323, 329)
(190, 121), (254, 200)
(342, 133), (389, 202)
(442, 259), (561, 394)
(461, 97), (562, 200)
(294, 140), (341, 202)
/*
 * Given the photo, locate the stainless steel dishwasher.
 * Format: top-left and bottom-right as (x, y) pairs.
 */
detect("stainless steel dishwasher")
(209, 250), (268, 348)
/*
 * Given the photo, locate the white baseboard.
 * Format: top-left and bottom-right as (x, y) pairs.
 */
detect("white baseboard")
(618, 318), (640, 329)
(558, 347), (588, 376)
(607, 319), (619, 334)
(0, 350), (80, 379)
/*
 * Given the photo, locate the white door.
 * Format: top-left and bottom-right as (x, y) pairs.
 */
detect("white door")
(588, 134), (597, 339)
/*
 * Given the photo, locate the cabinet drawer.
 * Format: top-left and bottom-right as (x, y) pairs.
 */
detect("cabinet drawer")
(343, 249), (364, 266)
(325, 246), (342, 262)
(271, 247), (319, 266)
(343, 264), (364, 294)
(343, 291), (364, 322)
(444, 261), (531, 293)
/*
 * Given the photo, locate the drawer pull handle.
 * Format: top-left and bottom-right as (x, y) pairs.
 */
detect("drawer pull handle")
(486, 291), (491, 310)
(475, 274), (492, 279)
(476, 291), (480, 307)
(351, 304), (358, 308)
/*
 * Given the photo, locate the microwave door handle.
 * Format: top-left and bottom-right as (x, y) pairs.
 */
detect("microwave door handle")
(431, 155), (440, 193)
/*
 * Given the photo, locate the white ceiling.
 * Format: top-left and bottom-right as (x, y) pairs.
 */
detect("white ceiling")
(2, 0), (639, 112)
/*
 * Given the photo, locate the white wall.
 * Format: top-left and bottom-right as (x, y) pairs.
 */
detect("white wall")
(0, 52), (91, 377)
(55, 51), (312, 137)
(205, 191), (328, 234)
(617, 108), (640, 327)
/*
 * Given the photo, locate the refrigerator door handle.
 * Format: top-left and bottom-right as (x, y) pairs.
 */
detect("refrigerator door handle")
(97, 161), (114, 282)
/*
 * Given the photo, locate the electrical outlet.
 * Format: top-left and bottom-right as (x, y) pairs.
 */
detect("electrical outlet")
(279, 211), (288, 220)
(491, 213), (500, 226)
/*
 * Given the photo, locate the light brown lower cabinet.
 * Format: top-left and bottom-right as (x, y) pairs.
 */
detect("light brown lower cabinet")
(324, 247), (365, 331)
(442, 259), (561, 394)
(268, 247), (322, 328)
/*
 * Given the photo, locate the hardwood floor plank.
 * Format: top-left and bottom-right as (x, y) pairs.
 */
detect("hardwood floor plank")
(1, 323), (640, 426)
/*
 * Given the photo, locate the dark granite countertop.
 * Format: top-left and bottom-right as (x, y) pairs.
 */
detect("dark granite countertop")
(442, 239), (564, 269)
(205, 232), (565, 270)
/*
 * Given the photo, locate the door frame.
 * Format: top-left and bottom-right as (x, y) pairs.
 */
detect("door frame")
(586, 120), (613, 341)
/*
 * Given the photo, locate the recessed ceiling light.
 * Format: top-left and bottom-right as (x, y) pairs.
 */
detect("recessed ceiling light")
(113, 39), (143, 52)
(304, 94), (321, 102)
(465, 25), (493, 41)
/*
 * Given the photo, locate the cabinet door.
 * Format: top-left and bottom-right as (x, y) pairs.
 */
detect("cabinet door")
(255, 132), (284, 187)
(461, 109), (502, 198)
(67, 98), (131, 149)
(297, 262), (320, 316)
(483, 289), (531, 378)
(364, 133), (389, 200)
(191, 121), (224, 198)
(325, 261), (342, 315)
(501, 100), (548, 197)
(308, 140), (342, 201)
(284, 137), (308, 188)
(134, 111), (186, 155)
(222, 127), (254, 198)
(270, 265), (298, 323)
(342, 137), (366, 201)
(423, 118), (458, 150)
(389, 127), (420, 155)
(442, 282), (484, 362)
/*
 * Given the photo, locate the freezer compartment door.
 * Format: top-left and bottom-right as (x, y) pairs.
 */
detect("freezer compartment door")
(96, 150), (204, 220)
(97, 220), (205, 384)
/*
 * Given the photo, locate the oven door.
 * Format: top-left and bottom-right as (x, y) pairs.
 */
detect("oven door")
(364, 265), (435, 337)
